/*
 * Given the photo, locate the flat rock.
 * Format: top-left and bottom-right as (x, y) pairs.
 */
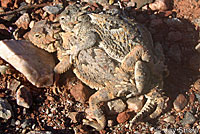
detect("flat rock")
(173, 94), (188, 112)
(0, 98), (12, 120)
(0, 40), (55, 87)
(16, 85), (32, 108)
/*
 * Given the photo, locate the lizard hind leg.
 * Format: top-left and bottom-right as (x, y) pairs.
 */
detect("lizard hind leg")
(134, 60), (151, 94)
(83, 88), (115, 131)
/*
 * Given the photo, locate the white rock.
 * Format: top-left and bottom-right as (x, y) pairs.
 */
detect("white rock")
(29, 21), (35, 29)
(126, 95), (145, 112)
(0, 40), (55, 87)
(25, 0), (32, 4)
(107, 98), (126, 114)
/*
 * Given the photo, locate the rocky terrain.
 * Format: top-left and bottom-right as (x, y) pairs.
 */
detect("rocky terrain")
(0, 0), (200, 134)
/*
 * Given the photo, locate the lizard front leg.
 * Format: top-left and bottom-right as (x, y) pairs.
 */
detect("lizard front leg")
(83, 88), (116, 131)
(65, 32), (98, 59)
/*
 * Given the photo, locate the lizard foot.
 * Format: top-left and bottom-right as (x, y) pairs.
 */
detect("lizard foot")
(54, 55), (72, 74)
(129, 87), (168, 129)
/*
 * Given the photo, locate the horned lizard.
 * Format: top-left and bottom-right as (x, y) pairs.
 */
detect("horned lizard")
(28, 4), (168, 131)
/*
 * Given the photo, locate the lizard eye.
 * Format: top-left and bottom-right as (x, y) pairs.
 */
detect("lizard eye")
(60, 17), (65, 21)
(34, 33), (41, 38)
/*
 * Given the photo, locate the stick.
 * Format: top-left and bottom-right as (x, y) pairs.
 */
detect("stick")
(0, 3), (49, 17)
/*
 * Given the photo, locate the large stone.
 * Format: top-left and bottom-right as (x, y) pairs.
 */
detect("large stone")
(0, 40), (55, 87)
(0, 98), (12, 120)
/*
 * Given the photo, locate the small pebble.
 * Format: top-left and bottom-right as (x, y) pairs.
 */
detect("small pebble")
(126, 95), (144, 112)
(116, 111), (130, 123)
(15, 13), (30, 29)
(173, 94), (188, 112)
(0, 65), (9, 75)
(195, 93), (200, 103)
(70, 80), (91, 103)
(7, 78), (21, 92)
(154, 130), (162, 134)
(181, 111), (196, 126)
(194, 79), (200, 91)
(29, 21), (35, 29)
(10, 119), (15, 126)
(16, 85), (32, 108)
(107, 98), (126, 114)
(15, 120), (21, 126)
(0, 98), (12, 120)
(107, 120), (114, 127)
(163, 115), (175, 123)
(43, 4), (63, 14)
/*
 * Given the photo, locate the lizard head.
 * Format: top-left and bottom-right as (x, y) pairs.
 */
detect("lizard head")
(59, 4), (90, 31)
(28, 20), (62, 53)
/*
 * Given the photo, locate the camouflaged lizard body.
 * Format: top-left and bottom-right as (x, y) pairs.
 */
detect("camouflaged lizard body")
(28, 4), (168, 131)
